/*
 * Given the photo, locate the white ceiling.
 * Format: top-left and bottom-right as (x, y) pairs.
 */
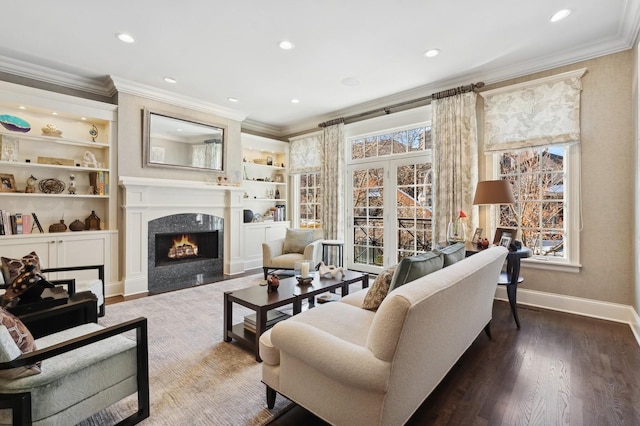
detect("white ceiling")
(0, 0), (638, 136)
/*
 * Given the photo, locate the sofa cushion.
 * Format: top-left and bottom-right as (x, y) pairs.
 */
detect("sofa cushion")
(433, 242), (466, 267)
(362, 265), (397, 311)
(1, 251), (41, 285)
(0, 322), (137, 424)
(283, 229), (314, 254)
(0, 307), (41, 379)
(388, 251), (443, 293)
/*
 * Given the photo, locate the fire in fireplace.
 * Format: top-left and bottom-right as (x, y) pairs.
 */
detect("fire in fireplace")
(155, 231), (218, 267)
(168, 234), (199, 259)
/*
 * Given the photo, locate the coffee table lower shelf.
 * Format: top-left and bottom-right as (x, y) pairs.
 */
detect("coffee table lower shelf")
(223, 270), (368, 362)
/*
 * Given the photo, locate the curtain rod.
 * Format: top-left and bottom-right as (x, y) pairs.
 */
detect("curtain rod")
(318, 81), (484, 128)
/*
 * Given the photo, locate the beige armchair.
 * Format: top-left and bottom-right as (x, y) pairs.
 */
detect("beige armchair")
(262, 229), (323, 279)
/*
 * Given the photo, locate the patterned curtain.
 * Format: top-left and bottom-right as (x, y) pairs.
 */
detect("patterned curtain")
(321, 123), (345, 240)
(481, 69), (585, 152)
(432, 92), (479, 243)
(289, 133), (322, 174)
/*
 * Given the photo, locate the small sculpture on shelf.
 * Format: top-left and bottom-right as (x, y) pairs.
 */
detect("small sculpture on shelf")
(68, 174), (76, 194)
(25, 175), (37, 193)
(89, 124), (99, 142)
(82, 151), (99, 168)
(41, 123), (63, 137)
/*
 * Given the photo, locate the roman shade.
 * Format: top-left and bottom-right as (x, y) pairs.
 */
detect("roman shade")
(289, 133), (322, 174)
(481, 68), (586, 152)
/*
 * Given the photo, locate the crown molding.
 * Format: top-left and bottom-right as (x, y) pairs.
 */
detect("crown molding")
(0, 54), (115, 97)
(110, 76), (247, 122)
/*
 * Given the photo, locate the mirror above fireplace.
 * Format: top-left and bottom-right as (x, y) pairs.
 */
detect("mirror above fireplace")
(143, 108), (225, 171)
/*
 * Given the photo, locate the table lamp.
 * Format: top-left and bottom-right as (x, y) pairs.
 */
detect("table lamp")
(473, 180), (516, 243)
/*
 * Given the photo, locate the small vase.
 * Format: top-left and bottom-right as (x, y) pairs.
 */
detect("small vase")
(49, 219), (67, 233)
(85, 210), (101, 230)
(447, 220), (466, 243)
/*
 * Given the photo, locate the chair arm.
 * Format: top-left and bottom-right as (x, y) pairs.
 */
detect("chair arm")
(262, 238), (285, 264)
(0, 317), (147, 369)
(41, 264), (104, 284)
(270, 320), (389, 392)
(303, 240), (324, 267)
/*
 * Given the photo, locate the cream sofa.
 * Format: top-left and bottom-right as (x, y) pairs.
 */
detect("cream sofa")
(259, 246), (508, 426)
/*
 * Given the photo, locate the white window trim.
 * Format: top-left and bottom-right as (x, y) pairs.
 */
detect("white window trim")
(490, 143), (581, 273)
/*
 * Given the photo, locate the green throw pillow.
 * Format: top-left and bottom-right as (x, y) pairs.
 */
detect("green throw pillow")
(388, 252), (444, 292)
(282, 229), (314, 254)
(433, 242), (466, 267)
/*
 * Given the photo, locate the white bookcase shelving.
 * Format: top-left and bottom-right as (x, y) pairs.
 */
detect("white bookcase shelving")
(0, 80), (118, 292)
(240, 133), (290, 269)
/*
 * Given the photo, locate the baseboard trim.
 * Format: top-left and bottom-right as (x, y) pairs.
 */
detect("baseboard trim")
(495, 287), (640, 347)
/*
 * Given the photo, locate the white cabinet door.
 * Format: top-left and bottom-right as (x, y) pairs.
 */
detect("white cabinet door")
(0, 236), (56, 269)
(243, 222), (290, 270)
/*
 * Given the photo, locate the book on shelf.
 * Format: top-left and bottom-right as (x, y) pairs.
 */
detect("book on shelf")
(1, 211), (10, 235)
(89, 171), (108, 195)
(14, 213), (22, 234)
(243, 310), (290, 333)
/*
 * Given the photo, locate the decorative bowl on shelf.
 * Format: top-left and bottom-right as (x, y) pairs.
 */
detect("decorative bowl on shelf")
(41, 124), (63, 137)
(0, 114), (30, 133)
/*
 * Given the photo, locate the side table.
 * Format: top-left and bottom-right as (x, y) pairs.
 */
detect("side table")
(463, 241), (531, 328)
(321, 240), (344, 267)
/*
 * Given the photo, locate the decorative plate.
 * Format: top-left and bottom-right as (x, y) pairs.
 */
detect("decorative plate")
(0, 114), (31, 133)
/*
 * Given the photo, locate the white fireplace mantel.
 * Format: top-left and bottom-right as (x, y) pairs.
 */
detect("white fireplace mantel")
(119, 176), (245, 296)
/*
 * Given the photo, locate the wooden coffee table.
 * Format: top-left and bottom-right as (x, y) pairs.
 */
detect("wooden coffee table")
(223, 270), (368, 361)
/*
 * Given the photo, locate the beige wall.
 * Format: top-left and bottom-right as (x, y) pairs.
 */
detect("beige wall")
(478, 50), (635, 305)
(116, 92), (243, 180)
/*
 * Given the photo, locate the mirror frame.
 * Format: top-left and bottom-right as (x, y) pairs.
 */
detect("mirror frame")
(142, 108), (226, 172)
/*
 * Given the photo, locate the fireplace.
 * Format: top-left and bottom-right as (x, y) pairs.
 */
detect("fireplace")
(148, 213), (224, 294)
(155, 231), (219, 266)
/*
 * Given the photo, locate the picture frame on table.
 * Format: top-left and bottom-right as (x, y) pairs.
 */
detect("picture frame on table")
(472, 228), (483, 243)
(0, 173), (17, 192)
(499, 236), (512, 249)
(493, 227), (514, 245)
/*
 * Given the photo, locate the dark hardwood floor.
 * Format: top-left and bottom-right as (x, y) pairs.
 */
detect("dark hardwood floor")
(267, 300), (640, 426)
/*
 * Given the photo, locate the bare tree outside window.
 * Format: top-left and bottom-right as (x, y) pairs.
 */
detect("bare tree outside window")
(498, 147), (566, 257)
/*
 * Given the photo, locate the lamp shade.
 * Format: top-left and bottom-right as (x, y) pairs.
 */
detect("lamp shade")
(473, 180), (515, 205)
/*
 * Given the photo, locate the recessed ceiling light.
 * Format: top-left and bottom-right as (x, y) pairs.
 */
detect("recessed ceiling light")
(279, 40), (295, 50)
(18, 106), (26, 110)
(550, 9), (571, 23)
(115, 33), (135, 43)
(290, 98), (300, 104)
(176, 128), (183, 132)
(424, 49), (440, 58)
(341, 77), (360, 87)
(51, 112), (58, 115)
(228, 97), (239, 103)
(164, 77), (177, 84)
(81, 117), (87, 121)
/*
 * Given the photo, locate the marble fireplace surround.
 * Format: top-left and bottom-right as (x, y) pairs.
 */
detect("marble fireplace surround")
(119, 176), (245, 296)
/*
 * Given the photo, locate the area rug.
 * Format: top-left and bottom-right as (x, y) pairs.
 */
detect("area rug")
(79, 274), (293, 425)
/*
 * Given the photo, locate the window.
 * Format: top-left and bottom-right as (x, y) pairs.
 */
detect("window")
(350, 126), (431, 160)
(298, 172), (321, 229)
(347, 123), (433, 272)
(494, 144), (580, 270)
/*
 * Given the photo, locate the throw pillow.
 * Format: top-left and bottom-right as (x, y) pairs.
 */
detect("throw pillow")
(1, 251), (42, 285)
(282, 229), (314, 254)
(362, 265), (398, 311)
(433, 242), (466, 267)
(388, 251), (444, 293)
(0, 307), (42, 379)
